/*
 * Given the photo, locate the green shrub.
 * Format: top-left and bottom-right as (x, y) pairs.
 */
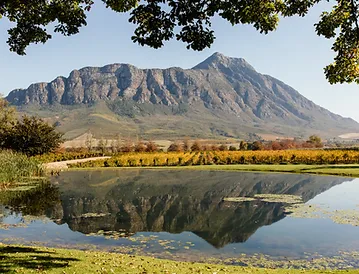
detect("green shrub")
(1, 115), (63, 156)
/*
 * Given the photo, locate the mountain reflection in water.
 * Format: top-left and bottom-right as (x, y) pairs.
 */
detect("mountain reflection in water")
(18, 169), (346, 248)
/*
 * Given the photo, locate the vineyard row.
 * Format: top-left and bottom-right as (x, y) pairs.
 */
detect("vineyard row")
(67, 150), (359, 168)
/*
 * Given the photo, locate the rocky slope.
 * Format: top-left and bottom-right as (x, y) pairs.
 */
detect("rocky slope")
(6, 53), (359, 139)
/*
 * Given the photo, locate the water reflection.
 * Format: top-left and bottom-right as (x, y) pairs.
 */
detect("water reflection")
(0, 181), (60, 217)
(1, 170), (359, 266)
(44, 169), (349, 247)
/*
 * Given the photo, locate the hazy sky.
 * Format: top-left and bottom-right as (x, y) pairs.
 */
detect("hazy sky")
(1, 2), (358, 121)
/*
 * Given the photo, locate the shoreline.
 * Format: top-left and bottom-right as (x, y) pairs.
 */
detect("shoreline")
(0, 243), (358, 274)
(64, 164), (359, 178)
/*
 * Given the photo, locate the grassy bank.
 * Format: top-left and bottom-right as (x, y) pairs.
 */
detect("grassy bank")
(0, 243), (356, 274)
(0, 150), (43, 186)
(179, 164), (359, 177)
(70, 164), (359, 178)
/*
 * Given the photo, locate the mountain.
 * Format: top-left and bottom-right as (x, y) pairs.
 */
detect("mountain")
(6, 52), (359, 140)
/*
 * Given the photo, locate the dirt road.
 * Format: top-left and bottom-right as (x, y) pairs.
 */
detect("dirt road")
(43, 157), (111, 170)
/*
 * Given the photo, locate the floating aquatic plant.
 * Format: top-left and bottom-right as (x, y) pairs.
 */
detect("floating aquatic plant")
(223, 197), (256, 202)
(80, 212), (110, 218)
(87, 230), (135, 240)
(253, 194), (303, 204)
(285, 204), (359, 226)
(224, 194), (302, 204)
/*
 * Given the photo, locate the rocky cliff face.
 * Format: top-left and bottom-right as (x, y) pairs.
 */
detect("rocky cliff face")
(6, 52), (359, 138)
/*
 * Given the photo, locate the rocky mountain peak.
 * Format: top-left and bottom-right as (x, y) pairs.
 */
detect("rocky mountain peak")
(192, 52), (255, 72)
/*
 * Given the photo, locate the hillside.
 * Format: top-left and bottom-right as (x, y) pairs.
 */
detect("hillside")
(6, 52), (359, 140)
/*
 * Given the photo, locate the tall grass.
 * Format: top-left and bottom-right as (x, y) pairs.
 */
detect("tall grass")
(0, 150), (43, 184)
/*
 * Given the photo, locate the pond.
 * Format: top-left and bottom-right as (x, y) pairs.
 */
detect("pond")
(0, 169), (359, 269)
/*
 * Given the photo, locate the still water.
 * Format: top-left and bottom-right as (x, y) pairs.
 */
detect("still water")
(1, 169), (358, 268)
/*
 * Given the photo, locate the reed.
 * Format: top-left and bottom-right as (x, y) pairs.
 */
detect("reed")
(0, 150), (43, 185)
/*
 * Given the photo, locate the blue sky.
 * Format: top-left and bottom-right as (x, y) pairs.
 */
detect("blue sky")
(1, 1), (358, 121)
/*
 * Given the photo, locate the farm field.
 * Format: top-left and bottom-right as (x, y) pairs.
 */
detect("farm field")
(59, 150), (359, 167)
(35, 149), (359, 177)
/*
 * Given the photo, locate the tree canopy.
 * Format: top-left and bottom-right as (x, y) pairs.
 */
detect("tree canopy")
(307, 134), (323, 148)
(1, 1), (359, 84)
(6, 115), (64, 156)
(0, 97), (63, 156)
(0, 97), (16, 148)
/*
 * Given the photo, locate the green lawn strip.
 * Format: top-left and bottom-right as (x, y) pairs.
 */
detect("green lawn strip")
(0, 243), (357, 274)
(69, 164), (359, 177)
(194, 164), (359, 177)
(161, 164), (359, 177)
(302, 167), (359, 177)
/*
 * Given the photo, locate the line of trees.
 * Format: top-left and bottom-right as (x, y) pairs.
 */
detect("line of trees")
(81, 134), (159, 154)
(66, 135), (323, 155)
(166, 136), (323, 152)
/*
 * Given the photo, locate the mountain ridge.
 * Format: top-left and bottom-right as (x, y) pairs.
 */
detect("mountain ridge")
(6, 53), (359, 139)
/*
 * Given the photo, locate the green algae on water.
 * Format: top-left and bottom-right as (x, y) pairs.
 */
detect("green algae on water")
(223, 197), (256, 202)
(330, 209), (359, 226)
(87, 230), (135, 240)
(224, 194), (302, 204)
(80, 212), (110, 218)
(253, 194), (303, 204)
(285, 204), (359, 226)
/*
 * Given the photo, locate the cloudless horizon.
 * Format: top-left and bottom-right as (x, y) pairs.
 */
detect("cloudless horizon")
(1, 2), (359, 122)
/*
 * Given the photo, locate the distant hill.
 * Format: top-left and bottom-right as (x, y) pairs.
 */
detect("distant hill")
(6, 52), (359, 140)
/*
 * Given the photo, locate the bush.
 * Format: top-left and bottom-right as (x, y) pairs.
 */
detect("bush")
(168, 142), (183, 152)
(219, 144), (228, 151)
(251, 141), (264, 151)
(146, 141), (158, 152)
(191, 141), (202, 152)
(134, 141), (147, 152)
(1, 115), (63, 156)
